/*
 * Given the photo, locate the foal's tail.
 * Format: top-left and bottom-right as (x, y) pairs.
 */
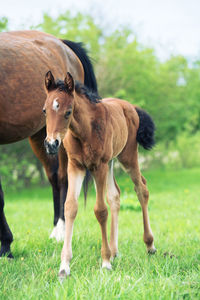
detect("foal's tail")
(135, 107), (155, 150)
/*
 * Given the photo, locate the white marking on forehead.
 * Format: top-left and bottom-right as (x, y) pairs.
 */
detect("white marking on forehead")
(52, 98), (59, 111)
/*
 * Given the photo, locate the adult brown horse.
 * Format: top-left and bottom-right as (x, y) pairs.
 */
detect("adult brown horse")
(43, 71), (156, 279)
(0, 30), (98, 258)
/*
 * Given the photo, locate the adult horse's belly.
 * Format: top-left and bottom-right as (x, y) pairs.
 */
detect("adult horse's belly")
(0, 30), (83, 144)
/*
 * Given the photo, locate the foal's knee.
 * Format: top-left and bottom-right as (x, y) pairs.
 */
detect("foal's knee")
(94, 206), (108, 225)
(141, 175), (147, 185)
(107, 194), (120, 212)
(107, 178), (120, 212)
(142, 187), (149, 205)
(65, 200), (78, 219)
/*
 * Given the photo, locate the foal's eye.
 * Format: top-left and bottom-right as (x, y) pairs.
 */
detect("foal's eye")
(43, 108), (46, 115)
(64, 110), (71, 119)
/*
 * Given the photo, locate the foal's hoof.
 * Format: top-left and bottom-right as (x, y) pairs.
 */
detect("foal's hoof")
(58, 269), (70, 282)
(58, 261), (70, 281)
(111, 252), (118, 262)
(102, 260), (112, 270)
(147, 247), (157, 255)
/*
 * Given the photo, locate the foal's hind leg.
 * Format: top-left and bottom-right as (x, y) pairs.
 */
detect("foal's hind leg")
(93, 163), (111, 269)
(106, 161), (120, 259)
(119, 150), (156, 254)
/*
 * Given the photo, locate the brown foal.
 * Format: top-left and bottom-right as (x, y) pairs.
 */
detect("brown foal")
(43, 71), (156, 279)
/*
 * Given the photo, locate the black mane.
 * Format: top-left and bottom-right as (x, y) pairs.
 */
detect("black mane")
(62, 40), (98, 93)
(75, 81), (101, 103)
(54, 80), (69, 93)
(54, 80), (101, 104)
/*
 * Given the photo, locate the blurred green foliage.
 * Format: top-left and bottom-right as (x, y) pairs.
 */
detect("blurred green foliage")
(1, 11), (200, 189)
(0, 141), (45, 191)
(0, 17), (8, 31)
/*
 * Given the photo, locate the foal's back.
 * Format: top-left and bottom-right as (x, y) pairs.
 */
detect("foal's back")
(101, 98), (139, 157)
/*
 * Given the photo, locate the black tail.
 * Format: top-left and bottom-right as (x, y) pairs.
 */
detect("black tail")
(62, 40), (98, 93)
(135, 107), (155, 150)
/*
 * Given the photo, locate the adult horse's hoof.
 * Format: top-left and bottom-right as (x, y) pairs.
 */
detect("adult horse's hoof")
(50, 219), (65, 242)
(0, 244), (14, 259)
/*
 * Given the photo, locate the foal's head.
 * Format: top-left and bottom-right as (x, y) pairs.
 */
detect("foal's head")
(43, 71), (75, 155)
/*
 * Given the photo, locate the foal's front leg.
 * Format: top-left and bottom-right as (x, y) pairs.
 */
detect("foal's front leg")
(93, 163), (112, 270)
(59, 162), (85, 279)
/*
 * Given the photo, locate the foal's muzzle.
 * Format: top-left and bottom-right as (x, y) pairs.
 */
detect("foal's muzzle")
(44, 138), (60, 155)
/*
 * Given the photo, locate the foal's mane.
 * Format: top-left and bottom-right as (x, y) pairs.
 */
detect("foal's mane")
(55, 80), (101, 104)
(75, 81), (101, 104)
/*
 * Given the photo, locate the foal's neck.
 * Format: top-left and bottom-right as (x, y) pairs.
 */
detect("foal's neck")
(69, 93), (97, 140)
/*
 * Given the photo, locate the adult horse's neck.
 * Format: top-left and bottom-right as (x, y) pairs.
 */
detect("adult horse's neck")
(69, 93), (99, 142)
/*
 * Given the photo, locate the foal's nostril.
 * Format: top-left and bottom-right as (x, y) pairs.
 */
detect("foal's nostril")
(55, 139), (59, 147)
(44, 139), (48, 147)
(44, 138), (60, 155)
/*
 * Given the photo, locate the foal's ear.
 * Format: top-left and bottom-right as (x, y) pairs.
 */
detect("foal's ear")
(45, 71), (56, 91)
(64, 72), (74, 94)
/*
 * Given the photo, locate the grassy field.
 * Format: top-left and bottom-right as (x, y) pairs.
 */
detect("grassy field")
(0, 168), (200, 300)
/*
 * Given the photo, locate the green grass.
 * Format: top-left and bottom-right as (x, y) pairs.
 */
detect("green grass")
(0, 168), (200, 299)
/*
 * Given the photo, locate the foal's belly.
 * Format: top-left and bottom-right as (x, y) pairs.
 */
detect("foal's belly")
(112, 135), (128, 158)
(102, 98), (129, 158)
(111, 119), (128, 158)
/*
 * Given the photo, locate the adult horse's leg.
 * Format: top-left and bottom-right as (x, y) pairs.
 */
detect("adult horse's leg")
(29, 128), (68, 241)
(59, 161), (85, 278)
(54, 144), (68, 242)
(93, 163), (111, 270)
(106, 161), (120, 259)
(119, 149), (156, 254)
(0, 179), (13, 258)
